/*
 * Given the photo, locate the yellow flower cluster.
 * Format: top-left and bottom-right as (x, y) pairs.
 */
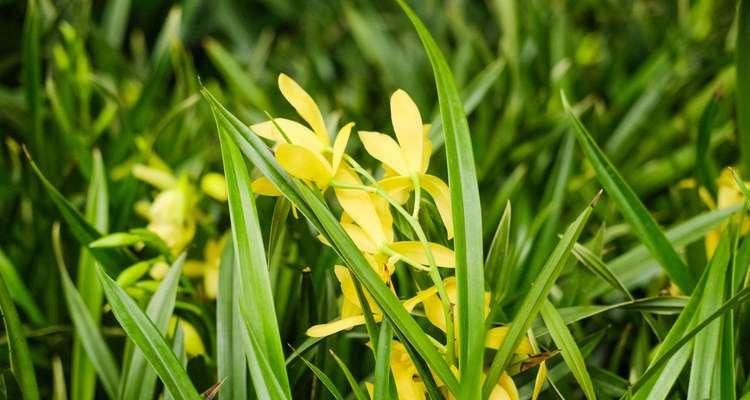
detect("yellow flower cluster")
(250, 74), (542, 399)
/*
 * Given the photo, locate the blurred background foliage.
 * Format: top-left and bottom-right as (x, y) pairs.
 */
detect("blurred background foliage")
(0, 0), (745, 398)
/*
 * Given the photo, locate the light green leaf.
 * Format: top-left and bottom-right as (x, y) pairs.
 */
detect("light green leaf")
(216, 239), (247, 400)
(562, 92), (696, 293)
(394, 2), (485, 396)
(483, 195), (598, 397)
(540, 299), (596, 400)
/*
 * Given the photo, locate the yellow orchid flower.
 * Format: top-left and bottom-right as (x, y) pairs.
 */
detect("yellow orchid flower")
(249, 74), (353, 193)
(334, 164), (454, 272)
(168, 317), (206, 358)
(359, 90), (454, 239)
(183, 236), (227, 300)
(133, 164), (197, 256)
(200, 172), (228, 202)
(403, 277), (532, 353)
(701, 168), (750, 256)
(305, 264), (384, 337)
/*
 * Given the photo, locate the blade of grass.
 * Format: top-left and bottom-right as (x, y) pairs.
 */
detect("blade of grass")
(25, 150), (130, 273)
(330, 351), (370, 400)
(540, 299), (596, 400)
(203, 90), (460, 393)
(73, 149), (108, 400)
(394, 2), (485, 396)
(96, 261), (201, 400)
(562, 92), (696, 293)
(216, 238), (247, 400)
(22, 0), (42, 166)
(486, 201), (512, 305)
(0, 249), (44, 326)
(630, 284), (750, 397)
(299, 356), (344, 400)
(101, 0), (131, 48)
(483, 194), (599, 398)
(217, 121), (291, 397)
(0, 248), (38, 400)
(737, 0), (750, 176)
(52, 224), (120, 399)
(687, 234), (731, 399)
(118, 254), (186, 400)
(373, 320), (394, 400)
(588, 205), (740, 297)
(164, 324), (186, 400)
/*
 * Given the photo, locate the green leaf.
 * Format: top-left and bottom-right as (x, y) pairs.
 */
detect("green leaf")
(73, 149), (109, 400)
(98, 257), (201, 400)
(429, 58), (506, 150)
(540, 299), (596, 400)
(217, 121), (291, 398)
(0, 251), (38, 400)
(25, 151), (130, 274)
(330, 351), (369, 400)
(394, 1), (485, 396)
(588, 205), (740, 297)
(102, 0), (132, 48)
(0, 249), (44, 326)
(118, 254), (187, 400)
(486, 201), (512, 303)
(216, 239), (247, 400)
(373, 320), (394, 400)
(22, 0), (42, 166)
(483, 195), (598, 398)
(52, 226), (120, 399)
(687, 233), (730, 399)
(203, 89), (460, 393)
(164, 324), (186, 400)
(737, 0), (750, 176)
(299, 357), (344, 400)
(562, 92), (696, 293)
(204, 38), (271, 111)
(631, 284), (750, 398)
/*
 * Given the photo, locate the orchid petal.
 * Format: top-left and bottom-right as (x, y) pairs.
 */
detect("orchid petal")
(278, 74), (330, 145)
(391, 89), (423, 173)
(359, 131), (409, 175)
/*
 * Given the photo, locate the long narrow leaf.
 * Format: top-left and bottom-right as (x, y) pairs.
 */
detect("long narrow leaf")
(97, 263), (201, 400)
(562, 93), (695, 293)
(394, 2), (485, 396)
(540, 299), (596, 400)
(217, 120), (291, 397)
(216, 239), (247, 400)
(52, 225), (120, 399)
(0, 253), (38, 400)
(119, 254), (187, 400)
(483, 194), (598, 397)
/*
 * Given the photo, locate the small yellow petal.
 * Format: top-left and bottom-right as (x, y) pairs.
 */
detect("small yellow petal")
(169, 318), (206, 357)
(334, 166), (385, 243)
(200, 172), (228, 201)
(421, 174), (453, 239)
(250, 118), (323, 151)
(183, 260), (205, 278)
(359, 131), (409, 175)
(306, 315), (367, 337)
(276, 144), (332, 188)
(332, 122), (354, 173)
(341, 222), (378, 254)
(391, 89), (423, 173)
(485, 326), (533, 354)
(531, 361), (548, 400)
(204, 268), (219, 299)
(498, 372), (519, 400)
(421, 125), (432, 174)
(371, 194), (394, 244)
(379, 175), (413, 204)
(390, 241), (455, 268)
(132, 164), (177, 190)
(403, 286), (439, 313)
(278, 74), (329, 145)
(251, 177), (282, 196)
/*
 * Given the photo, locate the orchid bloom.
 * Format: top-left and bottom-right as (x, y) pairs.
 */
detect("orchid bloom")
(359, 90), (454, 239)
(700, 168), (750, 256)
(333, 164), (455, 273)
(249, 74), (353, 194)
